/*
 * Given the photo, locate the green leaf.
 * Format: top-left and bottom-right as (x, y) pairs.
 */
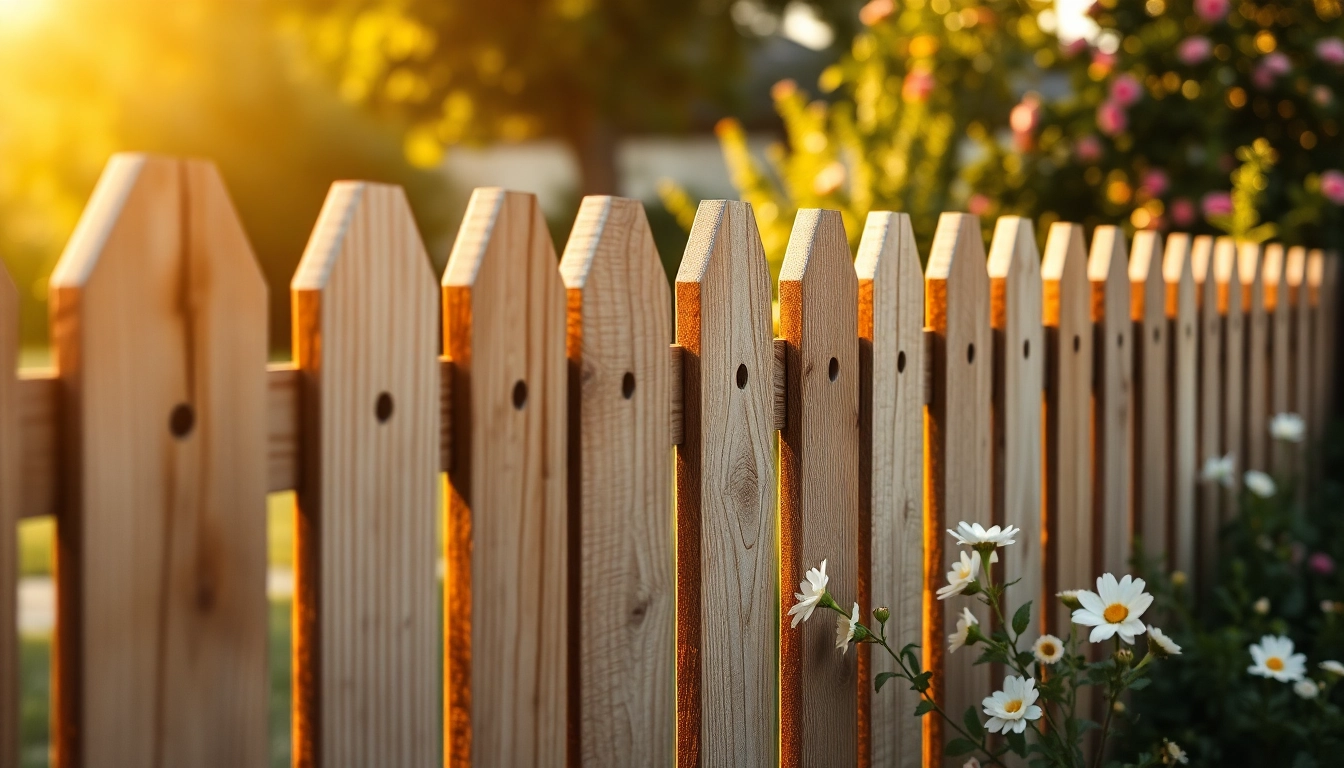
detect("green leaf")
(962, 705), (983, 738)
(875, 672), (899, 693)
(914, 699), (936, 716)
(946, 738), (978, 756)
(1128, 676), (1151, 690)
(911, 670), (933, 693)
(1012, 600), (1032, 635)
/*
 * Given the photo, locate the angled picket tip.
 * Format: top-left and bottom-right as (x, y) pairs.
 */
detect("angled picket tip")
(1287, 245), (1308, 303)
(986, 215), (1039, 280)
(1162, 233), (1195, 319)
(855, 210), (920, 283)
(926, 212), (986, 285)
(559, 195), (663, 290)
(1041, 221), (1089, 309)
(1263, 243), (1286, 311)
(1130, 230), (1166, 323)
(1087, 224), (1129, 287)
(1213, 237), (1243, 312)
(1190, 235), (1217, 304)
(293, 181), (435, 290)
(1308, 249), (1325, 307)
(780, 208), (853, 285)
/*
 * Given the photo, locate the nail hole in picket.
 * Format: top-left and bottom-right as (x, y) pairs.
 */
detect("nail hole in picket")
(169, 404), (195, 439)
(375, 392), (394, 423)
(1023, 339), (1031, 359)
(828, 357), (839, 381)
(1073, 334), (1081, 353)
(736, 364), (748, 389)
(1153, 327), (1161, 343)
(1185, 323), (1193, 337)
(897, 351), (906, 373)
(622, 372), (636, 399)
(967, 343), (975, 364)
(513, 380), (528, 409)
(1117, 333), (1124, 348)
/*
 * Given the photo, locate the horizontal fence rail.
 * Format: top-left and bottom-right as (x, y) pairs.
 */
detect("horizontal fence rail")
(1, 151), (1341, 767)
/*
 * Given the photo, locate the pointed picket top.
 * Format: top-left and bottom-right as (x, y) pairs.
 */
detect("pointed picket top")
(1129, 231), (1169, 566)
(1163, 233), (1198, 579)
(1308, 249), (1325, 307)
(1088, 225), (1133, 576)
(855, 211), (925, 768)
(0, 259), (16, 767)
(1239, 243), (1269, 471)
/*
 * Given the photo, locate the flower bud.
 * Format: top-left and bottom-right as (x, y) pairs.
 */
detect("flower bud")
(1113, 648), (1134, 668)
(962, 580), (982, 596)
(1057, 590), (1083, 610)
(1170, 570), (1187, 588)
(1112, 700), (1126, 714)
(852, 623), (872, 643)
(873, 606), (891, 624)
(1253, 597), (1270, 615)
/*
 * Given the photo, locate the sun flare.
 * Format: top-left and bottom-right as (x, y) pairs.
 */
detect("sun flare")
(0, 0), (50, 32)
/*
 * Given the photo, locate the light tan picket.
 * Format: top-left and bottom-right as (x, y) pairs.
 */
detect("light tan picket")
(1239, 244), (1269, 472)
(1088, 226), (1132, 576)
(1191, 236), (1221, 590)
(560, 196), (675, 767)
(0, 261), (16, 767)
(856, 211), (925, 768)
(987, 216), (1044, 626)
(1264, 244), (1291, 473)
(1288, 247), (1311, 480)
(1323, 254), (1341, 424)
(1130, 232), (1169, 568)
(291, 182), (441, 768)
(443, 189), (569, 767)
(674, 200), (777, 767)
(1164, 234), (1197, 579)
(49, 154), (269, 767)
(1214, 237), (1246, 517)
(1042, 222), (1093, 636)
(924, 213), (992, 756)
(1308, 250), (1328, 463)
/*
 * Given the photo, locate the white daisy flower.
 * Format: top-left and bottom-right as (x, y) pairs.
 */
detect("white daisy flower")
(1056, 590), (1083, 610)
(1161, 739), (1189, 765)
(1147, 625), (1181, 657)
(1320, 660), (1344, 676)
(787, 559), (829, 628)
(835, 602), (860, 653)
(1244, 470), (1277, 498)
(1200, 452), (1236, 488)
(1253, 597), (1271, 615)
(1270, 412), (1306, 443)
(948, 606), (979, 653)
(962, 760), (981, 768)
(1247, 634), (1307, 682)
(936, 550), (982, 600)
(1072, 573), (1153, 644)
(948, 521), (1021, 548)
(1322, 600), (1339, 615)
(981, 675), (1043, 734)
(1032, 634), (1064, 665)
(1294, 679), (1320, 699)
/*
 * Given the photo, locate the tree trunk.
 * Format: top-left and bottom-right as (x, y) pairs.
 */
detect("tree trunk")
(565, 108), (621, 197)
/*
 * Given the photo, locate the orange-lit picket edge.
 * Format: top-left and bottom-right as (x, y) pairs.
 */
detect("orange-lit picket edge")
(1, 153), (1339, 767)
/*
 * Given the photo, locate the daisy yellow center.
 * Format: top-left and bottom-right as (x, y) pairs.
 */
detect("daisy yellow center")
(1267, 657), (1284, 672)
(1040, 642), (1057, 656)
(1103, 604), (1129, 623)
(1004, 700), (1023, 714)
(956, 564), (971, 578)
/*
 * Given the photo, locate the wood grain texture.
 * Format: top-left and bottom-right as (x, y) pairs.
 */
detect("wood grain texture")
(1191, 236), (1222, 591)
(1088, 226), (1132, 577)
(1239, 244), (1268, 472)
(1214, 237), (1246, 518)
(291, 182), (440, 768)
(670, 344), (685, 445)
(1264, 244), (1291, 474)
(1163, 234), (1197, 579)
(674, 200), (777, 768)
(923, 213), (992, 759)
(779, 209), (860, 768)
(986, 216), (1044, 630)
(856, 211), (924, 768)
(443, 188), (568, 767)
(558, 196), (674, 767)
(1129, 232), (1169, 568)
(48, 154), (268, 768)
(1042, 222), (1093, 636)
(0, 261), (17, 767)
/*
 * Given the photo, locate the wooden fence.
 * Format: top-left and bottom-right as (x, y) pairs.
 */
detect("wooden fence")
(0, 152), (1340, 767)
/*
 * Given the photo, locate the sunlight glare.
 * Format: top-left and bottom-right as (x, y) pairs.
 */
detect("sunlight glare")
(0, 0), (51, 34)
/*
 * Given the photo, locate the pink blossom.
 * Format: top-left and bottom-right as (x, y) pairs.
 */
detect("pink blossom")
(1263, 52), (1292, 75)
(1011, 96), (1041, 151)
(1202, 191), (1233, 219)
(1323, 170), (1344, 205)
(1252, 67), (1276, 90)
(1076, 135), (1103, 163)
(1171, 198), (1196, 227)
(1092, 50), (1117, 71)
(1177, 36), (1213, 66)
(1194, 0), (1229, 22)
(859, 0), (894, 27)
(902, 68), (935, 103)
(1318, 37), (1344, 66)
(1061, 38), (1089, 59)
(1309, 552), (1337, 576)
(1110, 74), (1143, 107)
(1097, 101), (1127, 136)
(968, 194), (993, 216)
(1141, 169), (1169, 198)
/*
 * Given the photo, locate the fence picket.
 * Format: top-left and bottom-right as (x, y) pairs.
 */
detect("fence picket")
(1042, 222), (1093, 635)
(1088, 226), (1133, 577)
(48, 154), (269, 767)
(1164, 234), (1198, 580)
(291, 182), (440, 768)
(559, 196), (675, 767)
(856, 211), (925, 768)
(674, 200), (777, 767)
(0, 261), (16, 767)
(443, 188), (569, 767)
(1264, 244), (1290, 473)
(986, 216), (1044, 629)
(1130, 232), (1169, 569)
(1288, 247), (1311, 481)
(779, 209), (860, 767)
(1192, 236), (1222, 590)
(1239, 244), (1268, 473)
(1323, 254), (1341, 422)
(1214, 238), (1245, 516)
(1308, 250), (1327, 469)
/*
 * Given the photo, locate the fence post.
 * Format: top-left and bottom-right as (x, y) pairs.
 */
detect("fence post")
(1088, 226), (1132, 577)
(1264, 244), (1290, 473)
(1240, 244), (1268, 472)
(1308, 250), (1327, 471)
(558, 196), (675, 766)
(1042, 222), (1093, 635)
(48, 154), (269, 767)
(779, 209), (860, 767)
(290, 182), (440, 768)
(856, 211), (924, 768)
(674, 200), (777, 767)
(986, 216), (1044, 628)
(443, 188), (569, 767)
(1288, 247), (1311, 481)
(1322, 254), (1341, 421)
(1191, 236), (1222, 591)
(0, 261), (16, 767)
(1130, 232), (1169, 569)
(1164, 234), (1198, 580)
(1214, 237), (1246, 517)
(924, 213), (992, 757)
